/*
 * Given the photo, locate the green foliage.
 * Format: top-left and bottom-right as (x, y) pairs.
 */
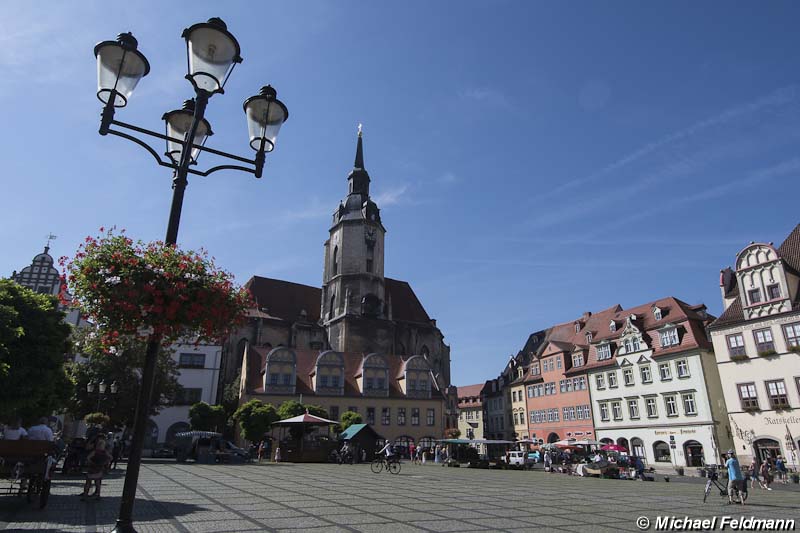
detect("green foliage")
(84, 412), (110, 427)
(233, 399), (278, 442)
(339, 411), (363, 431)
(277, 400), (328, 420)
(445, 428), (461, 439)
(0, 279), (72, 424)
(189, 401), (226, 431)
(221, 371), (241, 418)
(65, 327), (181, 429)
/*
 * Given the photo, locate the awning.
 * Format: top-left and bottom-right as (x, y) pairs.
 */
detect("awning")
(273, 413), (338, 425)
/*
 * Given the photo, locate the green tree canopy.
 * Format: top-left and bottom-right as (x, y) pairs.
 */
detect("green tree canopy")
(0, 280), (72, 424)
(84, 412), (110, 428)
(339, 411), (363, 431)
(65, 327), (181, 429)
(189, 402), (226, 431)
(276, 400), (328, 420)
(233, 399), (278, 442)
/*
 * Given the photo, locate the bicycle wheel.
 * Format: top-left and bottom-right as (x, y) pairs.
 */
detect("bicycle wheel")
(388, 461), (401, 475)
(703, 480), (712, 503)
(370, 458), (384, 473)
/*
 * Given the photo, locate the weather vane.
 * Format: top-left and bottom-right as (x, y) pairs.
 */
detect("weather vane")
(45, 233), (57, 249)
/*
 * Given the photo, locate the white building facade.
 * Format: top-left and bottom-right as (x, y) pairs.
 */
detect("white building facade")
(708, 226), (800, 469)
(586, 299), (733, 469)
(148, 342), (222, 448)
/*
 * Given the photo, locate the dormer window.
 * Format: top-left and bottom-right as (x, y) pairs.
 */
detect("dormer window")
(585, 332), (593, 343)
(609, 321), (616, 332)
(660, 327), (679, 347)
(767, 284), (781, 300)
(623, 337), (641, 353)
(362, 353), (389, 396)
(575, 322), (581, 333)
(572, 353), (584, 367)
(653, 307), (662, 321)
(597, 343), (612, 360)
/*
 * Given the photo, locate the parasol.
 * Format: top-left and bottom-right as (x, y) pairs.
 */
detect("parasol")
(600, 443), (628, 452)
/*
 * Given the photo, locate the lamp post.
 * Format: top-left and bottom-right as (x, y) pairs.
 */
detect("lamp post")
(86, 379), (119, 411)
(94, 18), (288, 533)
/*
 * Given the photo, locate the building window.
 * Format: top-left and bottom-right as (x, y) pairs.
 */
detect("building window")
(748, 288), (761, 305)
(596, 374), (606, 390)
(767, 284), (781, 300)
(727, 334), (746, 357)
(573, 353), (584, 367)
(766, 380), (790, 409)
(179, 352), (206, 368)
(624, 337), (641, 353)
(783, 323), (800, 348)
(332, 246), (338, 275)
(664, 395), (678, 417)
(676, 359), (690, 378)
(645, 397), (658, 418)
(331, 375), (341, 388)
(531, 362), (539, 375)
(367, 407), (375, 425)
(607, 371), (618, 388)
(623, 368), (634, 386)
(653, 307), (662, 320)
(556, 357), (562, 369)
(320, 375), (330, 387)
(585, 332), (593, 343)
(381, 407), (390, 425)
(660, 328), (679, 347)
(682, 393), (697, 415)
(176, 387), (202, 405)
(611, 401), (622, 420)
(609, 321), (616, 332)
(527, 386), (534, 398)
(575, 322), (580, 333)
(397, 407), (406, 425)
(597, 344), (612, 360)
(411, 408), (420, 426)
(640, 365), (652, 383)
(330, 406), (339, 420)
(366, 259), (373, 273)
(659, 362), (672, 381)
(545, 382), (556, 395)
(599, 403), (610, 421)
(753, 328), (775, 353)
(269, 373), (279, 385)
(628, 399), (640, 419)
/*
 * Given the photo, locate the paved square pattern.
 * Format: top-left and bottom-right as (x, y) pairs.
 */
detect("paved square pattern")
(1, 462), (797, 532)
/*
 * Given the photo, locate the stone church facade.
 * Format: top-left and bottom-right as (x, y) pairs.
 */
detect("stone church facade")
(221, 130), (455, 433)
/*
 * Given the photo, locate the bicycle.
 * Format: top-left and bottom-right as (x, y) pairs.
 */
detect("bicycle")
(703, 468), (746, 504)
(370, 455), (401, 474)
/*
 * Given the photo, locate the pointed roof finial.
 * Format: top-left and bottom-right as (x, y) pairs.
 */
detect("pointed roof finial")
(354, 124), (365, 169)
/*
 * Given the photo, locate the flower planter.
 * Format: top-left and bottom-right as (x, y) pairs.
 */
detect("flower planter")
(758, 350), (778, 357)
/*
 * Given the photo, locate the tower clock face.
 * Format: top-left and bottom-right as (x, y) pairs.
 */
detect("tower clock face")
(365, 228), (376, 242)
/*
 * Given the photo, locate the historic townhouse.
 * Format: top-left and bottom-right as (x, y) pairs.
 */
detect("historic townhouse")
(456, 384), (484, 441)
(708, 225), (800, 467)
(524, 310), (618, 443)
(586, 298), (732, 468)
(482, 377), (508, 441)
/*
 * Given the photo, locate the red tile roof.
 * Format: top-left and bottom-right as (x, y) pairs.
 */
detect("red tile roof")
(385, 279), (431, 323)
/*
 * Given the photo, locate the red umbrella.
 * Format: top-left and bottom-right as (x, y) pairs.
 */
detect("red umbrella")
(600, 444), (628, 452)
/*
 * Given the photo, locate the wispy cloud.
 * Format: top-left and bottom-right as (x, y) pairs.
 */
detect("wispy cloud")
(537, 86), (800, 202)
(459, 87), (512, 109)
(374, 185), (409, 206)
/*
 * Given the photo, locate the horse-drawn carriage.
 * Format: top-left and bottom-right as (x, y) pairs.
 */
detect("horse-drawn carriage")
(0, 440), (56, 508)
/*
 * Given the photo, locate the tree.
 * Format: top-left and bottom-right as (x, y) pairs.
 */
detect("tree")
(339, 411), (363, 431)
(276, 400), (328, 420)
(189, 402), (226, 431)
(233, 399), (278, 442)
(445, 428), (461, 439)
(65, 327), (181, 429)
(84, 412), (110, 428)
(0, 279), (72, 424)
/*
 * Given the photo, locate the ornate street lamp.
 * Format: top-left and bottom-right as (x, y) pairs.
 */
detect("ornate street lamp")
(94, 18), (288, 533)
(86, 380), (118, 411)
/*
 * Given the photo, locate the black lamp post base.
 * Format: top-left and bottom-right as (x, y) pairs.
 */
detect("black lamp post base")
(111, 519), (137, 533)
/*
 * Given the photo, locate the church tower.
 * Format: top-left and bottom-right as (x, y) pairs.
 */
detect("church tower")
(321, 127), (394, 352)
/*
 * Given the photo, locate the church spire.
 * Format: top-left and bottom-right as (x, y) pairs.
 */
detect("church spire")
(354, 123), (364, 169)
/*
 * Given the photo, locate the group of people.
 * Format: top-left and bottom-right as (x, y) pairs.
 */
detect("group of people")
(1, 418), (55, 442)
(408, 444), (448, 464)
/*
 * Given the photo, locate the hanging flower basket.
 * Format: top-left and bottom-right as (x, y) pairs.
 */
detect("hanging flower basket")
(61, 228), (252, 346)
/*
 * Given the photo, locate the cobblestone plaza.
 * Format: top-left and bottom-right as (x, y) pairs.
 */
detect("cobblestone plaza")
(1, 462), (798, 532)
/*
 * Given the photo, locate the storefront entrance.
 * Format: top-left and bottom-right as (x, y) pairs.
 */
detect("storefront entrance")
(753, 438), (781, 465)
(684, 440), (704, 467)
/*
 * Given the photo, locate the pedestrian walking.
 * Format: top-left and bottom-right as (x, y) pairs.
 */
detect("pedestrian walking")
(110, 437), (122, 470)
(760, 459), (773, 490)
(257, 440), (265, 463)
(81, 437), (110, 501)
(725, 450), (745, 505)
(776, 456), (788, 483)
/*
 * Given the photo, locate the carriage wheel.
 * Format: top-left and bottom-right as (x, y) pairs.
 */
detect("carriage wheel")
(39, 480), (51, 508)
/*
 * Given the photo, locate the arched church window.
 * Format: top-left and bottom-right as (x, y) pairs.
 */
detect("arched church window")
(330, 294), (336, 316)
(332, 246), (339, 276)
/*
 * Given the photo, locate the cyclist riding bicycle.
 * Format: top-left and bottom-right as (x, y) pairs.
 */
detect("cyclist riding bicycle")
(378, 441), (396, 463)
(725, 449), (747, 505)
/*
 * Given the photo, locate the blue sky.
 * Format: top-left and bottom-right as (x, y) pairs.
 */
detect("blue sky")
(2, 1), (800, 387)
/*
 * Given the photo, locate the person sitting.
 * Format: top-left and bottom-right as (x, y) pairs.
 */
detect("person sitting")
(2, 420), (27, 440)
(27, 417), (54, 441)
